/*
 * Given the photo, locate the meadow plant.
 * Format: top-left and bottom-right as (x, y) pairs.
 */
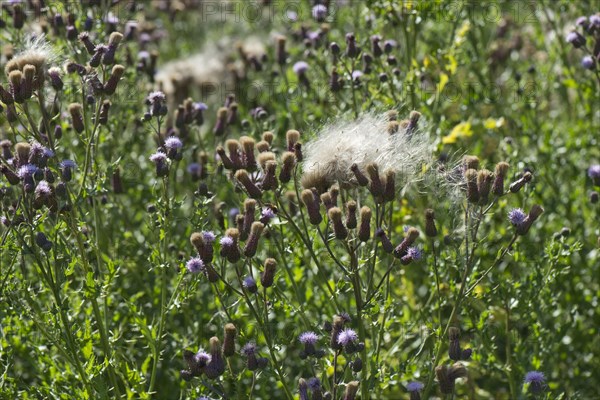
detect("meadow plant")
(1, 2), (599, 400)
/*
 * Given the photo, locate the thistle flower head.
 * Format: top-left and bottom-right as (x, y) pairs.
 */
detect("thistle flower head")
(508, 208), (527, 227)
(312, 4), (328, 21)
(261, 207), (276, 221)
(194, 350), (211, 366)
(293, 61), (309, 75)
(60, 160), (76, 169)
(149, 152), (167, 164)
(406, 247), (422, 261)
(524, 371), (545, 393)
(588, 164), (600, 178)
(35, 180), (52, 196)
(406, 381), (424, 392)
(337, 328), (358, 346)
(299, 331), (319, 345)
(147, 91), (166, 104)
(220, 236), (234, 246)
(241, 342), (258, 356)
(202, 231), (216, 244)
(307, 377), (321, 391)
(17, 164), (38, 179)
(164, 136), (183, 149)
(186, 257), (205, 273)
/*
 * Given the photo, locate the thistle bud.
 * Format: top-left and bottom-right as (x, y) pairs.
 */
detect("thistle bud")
(222, 323), (237, 357)
(103, 32), (123, 65)
(9, 70), (24, 103)
(420, 209), (437, 238)
(463, 155), (480, 170)
(366, 163), (384, 198)
(0, 84), (14, 105)
(448, 327), (462, 361)
(204, 337), (225, 379)
(509, 171), (532, 193)
(68, 103), (85, 133)
(256, 140), (270, 153)
(343, 381), (359, 400)
(477, 169), (493, 203)
(286, 130), (300, 151)
(384, 170), (396, 202)
(35, 232), (53, 252)
(279, 151), (296, 183)
(358, 206), (372, 242)
(328, 207), (348, 240)
(276, 35), (287, 65)
(350, 163), (369, 186)
(244, 221), (264, 258)
(492, 162), (509, 195)
(590, 191), (599, 204)
(261, 258), (277, 287)
(235, 169), (262, 199)
(239, 136), (256, 170)
(301, 189), (322, 225)
(394, 227), (419, 258)
(320, 192), (334, 210)
(330, 67), (342, 92)
(262, 131), (274, 144)
(213, 107), (228, 136)
(78, 32), (96, 55)
(216, 146), (234, 170)
(242, 199), (257, 240)
(104, 64), (125, 95)
(345, 201), (357, 229)
(375, 228), (394, 253)
(330, 315), (345, 350)
(345, 33), (359, 58)
(261, 160), (278, 191)
(464, 169), (479, 203)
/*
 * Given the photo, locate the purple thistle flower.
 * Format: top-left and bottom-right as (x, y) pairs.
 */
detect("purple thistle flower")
(35, 181), (52, 196)
(576, 16), (588, 27)
(299, 331), (319, 345)
(60, 160), (77, 170)
(202, 231), (216, 244)
(590, 14), (600, 27)
(241, 342), (257, 356)
(149, 152), (167, 164)
(337, 328), (358, 346)
(312, 4), (328, 21)
(194, 350), (211, 366)
(293, 61), (309, 75)
(588, 164), (600, 178)
(220, 236), (234, 247)
(307, 377), (321, 392)
(566, 31), (586, 48)
(352, 70), (364, 81)
(508, 208), (527, 227)
(243, 276), (257, 293)
(406, 381), (424, 392)
(194, 102), (208, 111)
(186, 257), (205, 273)
(260, 207), (276, 223)
(524, 371), (545, 393)
(406, 247), (422, 261)
(147, 91), (166, 103)
(581, 55), (595, 70)
(17, 164), (38, 179)
(164, 136), (183, 149)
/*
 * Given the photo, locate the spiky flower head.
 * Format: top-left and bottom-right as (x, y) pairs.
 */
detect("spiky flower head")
(186, 257), (205, 273)
(299, 331), (319, 345)
(524, 371), (545, 393)
(17, 164), (38, 179)
(337, 328), (358, 346)
(241, 342), (258, 356)
(508, 208), (527, 227)
(293, 61), (309, 75)
(407, 381), (424, 392)
(149, 152), (167, 164)
(164, 136), (183, 149)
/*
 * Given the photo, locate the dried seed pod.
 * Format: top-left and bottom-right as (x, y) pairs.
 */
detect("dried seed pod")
(358, 206), (372, 242)
(328, 207), (348, 240)
(492, 161), (509, 195)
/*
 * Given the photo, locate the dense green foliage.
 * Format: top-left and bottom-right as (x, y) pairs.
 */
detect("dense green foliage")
(0, 1), (599, 399)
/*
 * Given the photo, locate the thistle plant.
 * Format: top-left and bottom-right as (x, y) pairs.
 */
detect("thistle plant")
(1, 2), (599, 400)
